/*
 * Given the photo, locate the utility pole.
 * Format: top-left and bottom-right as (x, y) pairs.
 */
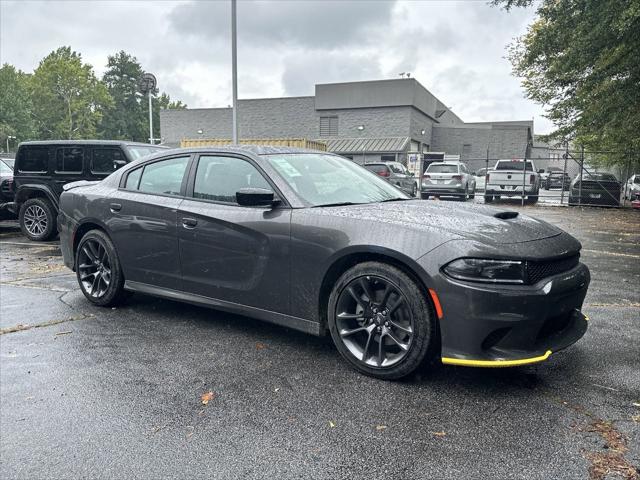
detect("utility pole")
(231, 0), (238, 143)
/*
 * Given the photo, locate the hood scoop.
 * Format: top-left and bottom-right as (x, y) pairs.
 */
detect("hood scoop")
(493, 211), (519, 220)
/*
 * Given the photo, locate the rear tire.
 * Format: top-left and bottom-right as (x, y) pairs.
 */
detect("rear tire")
(327, 262), (437, 380)
(411, 183), (417, 197)
(75, 230), (128, 307)
(484, 194), (494, 203)
(19, 197), (57, 241)
(420, 193), (429, 200)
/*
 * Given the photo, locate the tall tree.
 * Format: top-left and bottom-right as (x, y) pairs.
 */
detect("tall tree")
(493, 0), (640, 164)
(0, 64), (36, 151)
(100, 51), (146, 141)
(30, 47), (112, 139)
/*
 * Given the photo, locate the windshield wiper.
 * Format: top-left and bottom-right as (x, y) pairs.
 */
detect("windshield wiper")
(379, 197), (410, 203)
(312, 201), (363, 208)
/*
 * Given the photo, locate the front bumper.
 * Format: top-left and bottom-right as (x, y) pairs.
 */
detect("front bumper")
(57, 210), (77, 270)
(430, 262), (590, 366)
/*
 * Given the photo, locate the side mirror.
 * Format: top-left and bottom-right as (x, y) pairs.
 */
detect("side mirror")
(113, 159), (127, 170)
(538, 169), (545, 174)
(236, 187), (276, 207)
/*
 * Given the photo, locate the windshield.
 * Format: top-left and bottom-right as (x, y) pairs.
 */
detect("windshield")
(495, 161), (534, 171)
(427, 164), (458, 173)
(0, 161), (12, 174)
(265, 154), (409, 206)
(125, 145), (167, 160)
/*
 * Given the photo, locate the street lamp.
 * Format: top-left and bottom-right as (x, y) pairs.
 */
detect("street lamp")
(6, 135), (16, 153)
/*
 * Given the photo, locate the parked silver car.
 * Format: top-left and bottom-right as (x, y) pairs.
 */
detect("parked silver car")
(363, 162), (417, 196)
(421, 161), (476, 200)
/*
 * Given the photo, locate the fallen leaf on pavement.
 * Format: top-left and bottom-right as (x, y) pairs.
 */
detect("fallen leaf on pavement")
(201, 391), (215, 405)
(256, 342), (266, 350)
(274, 387), (280, 392)
(632, 415), (640, 424)
(329, 421), (336, 428)
(376, 425), (387, 431)
(55, 331), (72, 336)
(632, 402), (640, 408)
(433, 431), (446, 437)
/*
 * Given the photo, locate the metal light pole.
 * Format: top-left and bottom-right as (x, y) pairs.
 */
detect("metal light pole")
(148, 92), (153, 145)
(231, 0), (238, 143)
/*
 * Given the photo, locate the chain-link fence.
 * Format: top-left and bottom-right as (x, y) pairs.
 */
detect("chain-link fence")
(463, 148), (639, 208)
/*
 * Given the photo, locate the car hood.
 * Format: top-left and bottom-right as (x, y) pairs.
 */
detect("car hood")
(313, 200), (562, 245)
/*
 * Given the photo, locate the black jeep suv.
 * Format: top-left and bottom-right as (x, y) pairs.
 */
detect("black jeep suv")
(13, 140), (168, 241)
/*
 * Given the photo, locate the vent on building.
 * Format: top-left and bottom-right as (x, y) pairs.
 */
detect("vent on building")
(319, 116), (338, 137)
(462, 143), (472, 158)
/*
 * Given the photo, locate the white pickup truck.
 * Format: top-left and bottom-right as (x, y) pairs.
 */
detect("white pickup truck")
(484, 159), (541, 204)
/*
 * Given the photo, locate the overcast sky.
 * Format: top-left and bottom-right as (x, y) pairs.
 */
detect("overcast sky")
(0, 0), (552, 133)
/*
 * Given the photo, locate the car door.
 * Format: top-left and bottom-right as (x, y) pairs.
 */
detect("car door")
(52, 145), (85, 198)
(177, 153), (291, 314)
(107, 154), (191, 290)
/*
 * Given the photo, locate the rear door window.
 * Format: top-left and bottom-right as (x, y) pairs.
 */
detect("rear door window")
(55, 147), (84, 174)
(138, 156), (190, 195)
(18, 147), (49, 173)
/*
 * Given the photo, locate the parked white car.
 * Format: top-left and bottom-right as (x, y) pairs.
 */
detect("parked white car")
(420, 161), (476, 201)
(624, 174), (640, 200)
(484, 159), (541, 204)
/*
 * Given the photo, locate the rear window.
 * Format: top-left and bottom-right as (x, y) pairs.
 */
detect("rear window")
(18, 147), (49, 173)
(495, 161), (534, 171)
(426, 164), (458, 174)
(125, 145), (167, 160)
(364, 164), (389, 175)
(56, 147), (84, 173)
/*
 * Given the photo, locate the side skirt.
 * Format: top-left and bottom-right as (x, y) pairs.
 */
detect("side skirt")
(124, 280), (321, 336)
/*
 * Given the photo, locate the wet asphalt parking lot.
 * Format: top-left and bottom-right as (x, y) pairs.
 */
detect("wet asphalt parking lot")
(1, 202), (639, 479)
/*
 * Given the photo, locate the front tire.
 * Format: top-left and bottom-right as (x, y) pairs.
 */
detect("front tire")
(19, 197), (57, 241)
(75, 230), (127, 307)
(420, 193), (429, 200)
(327, 262), (436, 380)
(484, 194), (494, 203)
(411, 183), (417, 197)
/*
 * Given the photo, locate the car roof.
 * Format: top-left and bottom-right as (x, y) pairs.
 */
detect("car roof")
(144, 145), (333, 159)
(18, 140), (168, 148)
(428, 162), (460, 166)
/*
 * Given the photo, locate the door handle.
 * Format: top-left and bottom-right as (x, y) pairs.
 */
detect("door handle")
(182, 217), (198, 229)
(109, 203), (122, 212)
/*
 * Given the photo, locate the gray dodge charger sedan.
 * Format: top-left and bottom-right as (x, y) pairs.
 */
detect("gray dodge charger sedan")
(58, 146), (590, 380)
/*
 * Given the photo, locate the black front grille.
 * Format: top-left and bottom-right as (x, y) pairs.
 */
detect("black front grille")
(526, 254), (580, 284)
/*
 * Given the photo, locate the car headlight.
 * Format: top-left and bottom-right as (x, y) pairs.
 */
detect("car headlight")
(443, 258), (525, 284)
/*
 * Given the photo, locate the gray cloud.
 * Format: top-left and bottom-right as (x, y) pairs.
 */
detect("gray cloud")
(0, 0), (555, 133)
(281, 50), (383, 96)
(169, 0), (395, 49)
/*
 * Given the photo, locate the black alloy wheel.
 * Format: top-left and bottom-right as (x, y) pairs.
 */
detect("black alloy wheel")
(328, 262), (436, 379)
(75, 230), (127, 306)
